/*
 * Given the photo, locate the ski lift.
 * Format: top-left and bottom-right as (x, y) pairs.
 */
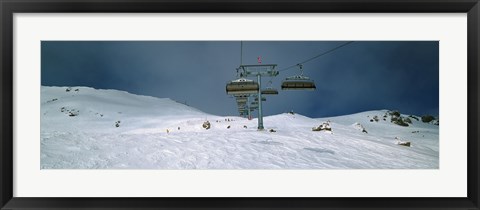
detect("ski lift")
(281, 64), (316, 90)
(236, 97), (248, 103)
(254, 96), (266, 102)
(261, 80), (278, 95)
(261, 87), (279, 95)
(237, 103), (247, 110)
(226, 78), (259, 95)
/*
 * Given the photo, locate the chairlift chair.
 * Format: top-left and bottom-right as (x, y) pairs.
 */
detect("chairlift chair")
(261, 80), (278, 95)
(226, 78), (259, 95)
(237, 104), (247, 111)
(237, 102), (247, 108)
(281, 75), (316, 90)
(236, 97), (248, 103)
(261, 87), (279, 95)
(281, 64), (316, 91)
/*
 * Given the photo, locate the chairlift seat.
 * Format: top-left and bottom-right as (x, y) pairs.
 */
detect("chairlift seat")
(254, 96), (266, 101)
(261, 88), (279, 95)
(281, 75), (316, 90)
(236, 98), (248, 103)
(226, 78), (259, 95)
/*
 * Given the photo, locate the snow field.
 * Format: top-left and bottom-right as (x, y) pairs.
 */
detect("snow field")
(41, 86), (439, 169)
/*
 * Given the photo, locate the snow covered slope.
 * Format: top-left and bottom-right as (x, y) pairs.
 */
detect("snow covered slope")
(41, 86), (439, 169)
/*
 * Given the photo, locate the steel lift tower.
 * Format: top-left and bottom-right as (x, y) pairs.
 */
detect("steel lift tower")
(238, 64), (278, 130)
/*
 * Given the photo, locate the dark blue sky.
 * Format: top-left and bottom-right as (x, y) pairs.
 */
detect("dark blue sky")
(41, 41), (439, 118)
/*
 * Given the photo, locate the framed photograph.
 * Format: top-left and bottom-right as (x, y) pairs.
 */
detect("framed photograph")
(1, 0), (479, 209)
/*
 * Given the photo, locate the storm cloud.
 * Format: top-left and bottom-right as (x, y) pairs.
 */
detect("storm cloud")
(41, 41), (439, 118)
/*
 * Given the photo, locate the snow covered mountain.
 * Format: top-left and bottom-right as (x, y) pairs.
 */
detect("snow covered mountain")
(41, 86), (439, 169)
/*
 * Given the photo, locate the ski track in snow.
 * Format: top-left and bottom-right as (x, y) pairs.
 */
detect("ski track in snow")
(40, 86), (439, 169)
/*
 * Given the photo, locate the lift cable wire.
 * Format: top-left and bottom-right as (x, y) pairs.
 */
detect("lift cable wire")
(278, 41), (354, 72)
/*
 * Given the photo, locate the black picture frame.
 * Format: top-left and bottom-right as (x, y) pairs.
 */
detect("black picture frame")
(1, 0), (479, 209)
